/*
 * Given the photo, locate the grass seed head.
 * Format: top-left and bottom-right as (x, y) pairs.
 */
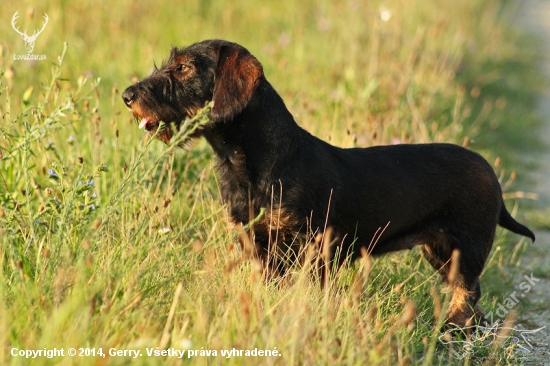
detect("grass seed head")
(396, 299), (416, 328)
(447, 249), (461, 285)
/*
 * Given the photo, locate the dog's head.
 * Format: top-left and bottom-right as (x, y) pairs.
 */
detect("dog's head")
(122, 39), (264, 144)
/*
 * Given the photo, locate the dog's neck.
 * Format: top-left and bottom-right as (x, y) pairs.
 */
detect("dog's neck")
(203, 79), (309, 220)
(205, 79), (307, 175)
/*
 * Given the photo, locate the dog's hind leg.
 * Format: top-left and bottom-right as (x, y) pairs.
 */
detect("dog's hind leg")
(422, 232), (489, 327)
(421, 234), (453, 280)
(445, 245), (489, 327)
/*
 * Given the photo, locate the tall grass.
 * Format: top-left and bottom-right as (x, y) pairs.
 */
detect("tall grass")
(0, 0), (542, 364)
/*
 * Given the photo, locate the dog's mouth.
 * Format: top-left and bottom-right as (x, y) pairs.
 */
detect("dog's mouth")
(128, 104), (207, 145)
(138, 117), (159, 132)
(131, 112), (175, 144)
(125, 103), (161, 133)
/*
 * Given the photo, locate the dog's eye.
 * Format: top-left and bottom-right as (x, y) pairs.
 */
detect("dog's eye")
(176, 64), (190, 73)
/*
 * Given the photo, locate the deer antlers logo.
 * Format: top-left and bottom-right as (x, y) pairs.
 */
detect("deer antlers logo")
(11, 11), (49, 54)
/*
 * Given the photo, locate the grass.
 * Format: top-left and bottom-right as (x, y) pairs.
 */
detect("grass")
(0, 0), (544, 364)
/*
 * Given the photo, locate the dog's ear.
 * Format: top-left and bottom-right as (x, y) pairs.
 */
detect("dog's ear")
(211, 44), (264, 121)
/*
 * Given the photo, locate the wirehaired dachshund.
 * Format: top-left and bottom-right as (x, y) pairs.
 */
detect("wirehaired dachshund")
(122, 39), (535, 327)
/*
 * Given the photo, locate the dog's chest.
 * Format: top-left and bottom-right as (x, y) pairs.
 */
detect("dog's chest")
(214, 147), (252, 221)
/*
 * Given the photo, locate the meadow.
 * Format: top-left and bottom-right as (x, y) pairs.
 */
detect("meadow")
(0, 0), (545, 364)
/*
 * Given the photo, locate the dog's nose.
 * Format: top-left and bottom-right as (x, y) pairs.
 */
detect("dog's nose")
(122, 88), (136, 106)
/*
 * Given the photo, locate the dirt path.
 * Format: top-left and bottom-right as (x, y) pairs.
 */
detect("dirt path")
(513, 1), (550, 364)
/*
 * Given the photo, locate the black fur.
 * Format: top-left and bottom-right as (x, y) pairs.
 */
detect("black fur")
(123, 39), (535, 327)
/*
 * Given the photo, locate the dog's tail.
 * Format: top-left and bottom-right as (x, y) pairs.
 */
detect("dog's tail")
(498, 204), (535, 242)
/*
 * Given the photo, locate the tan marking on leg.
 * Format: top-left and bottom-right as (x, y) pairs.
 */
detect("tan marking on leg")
(446, 285), (475, 327)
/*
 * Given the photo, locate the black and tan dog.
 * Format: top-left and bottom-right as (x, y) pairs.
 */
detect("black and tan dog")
(122, 39), (535, 327)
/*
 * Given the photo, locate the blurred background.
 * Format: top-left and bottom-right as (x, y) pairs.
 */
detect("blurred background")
(1, 0), (542, 151)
